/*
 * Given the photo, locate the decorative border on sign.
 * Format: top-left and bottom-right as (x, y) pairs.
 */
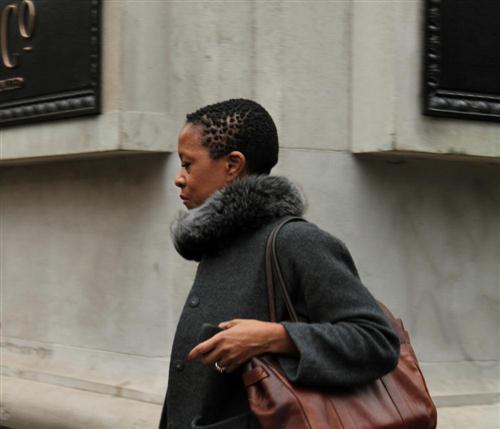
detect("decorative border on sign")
(423, 0), (500, 121)
(0, 0), (101, 127)
(0, 93), (97, 122)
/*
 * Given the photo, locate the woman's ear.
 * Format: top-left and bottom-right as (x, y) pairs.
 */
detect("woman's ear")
(226, 151), (247, 180)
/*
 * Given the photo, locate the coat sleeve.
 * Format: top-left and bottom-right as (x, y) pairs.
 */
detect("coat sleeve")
(275, 221), (400, 388)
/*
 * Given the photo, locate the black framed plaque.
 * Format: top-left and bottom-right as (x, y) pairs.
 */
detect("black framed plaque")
(424, 0), (500, 121)
(0, 0), (101, 127)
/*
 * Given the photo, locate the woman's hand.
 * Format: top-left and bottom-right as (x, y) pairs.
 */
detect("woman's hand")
(187, 319), (298, 373)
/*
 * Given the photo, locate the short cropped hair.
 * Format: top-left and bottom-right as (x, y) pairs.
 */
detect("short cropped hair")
(186, 99), (279, 174)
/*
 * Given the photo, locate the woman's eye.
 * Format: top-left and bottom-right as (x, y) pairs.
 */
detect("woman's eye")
(181, 162), (191, 169)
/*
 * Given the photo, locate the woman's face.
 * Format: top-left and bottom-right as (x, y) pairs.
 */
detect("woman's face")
(174, 123), (232, 209)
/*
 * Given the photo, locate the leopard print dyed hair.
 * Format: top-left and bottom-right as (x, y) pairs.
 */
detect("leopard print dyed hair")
(186, 99), (279, 174)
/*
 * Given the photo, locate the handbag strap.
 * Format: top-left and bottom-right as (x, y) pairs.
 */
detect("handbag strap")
(265, 216), (305, 323)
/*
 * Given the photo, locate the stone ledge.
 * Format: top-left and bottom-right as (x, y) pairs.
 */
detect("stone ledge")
(0, 376), (162, 429)
(0, 111), (177, 165)
(437, 403), (500, 429)
(1, 337), (169, 405)
(421, 360), (500, 408)
(353, 151), (500, 165)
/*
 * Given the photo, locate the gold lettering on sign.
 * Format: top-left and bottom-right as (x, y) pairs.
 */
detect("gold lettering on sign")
(0, 0), (36, 69)
(18, 0), (35, 38)
(0, 76), (24, 91)
(1, 5), (18, 68)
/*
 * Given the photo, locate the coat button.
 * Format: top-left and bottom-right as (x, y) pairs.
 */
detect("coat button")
(174, 360), (184, 372)
(188, 296), (200, 308)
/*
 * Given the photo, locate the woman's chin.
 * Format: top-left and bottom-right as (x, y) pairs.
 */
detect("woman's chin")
(183, 200), (197, 210)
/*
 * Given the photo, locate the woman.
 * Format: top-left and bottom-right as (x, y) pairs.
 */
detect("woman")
(159, 99), (400, 429)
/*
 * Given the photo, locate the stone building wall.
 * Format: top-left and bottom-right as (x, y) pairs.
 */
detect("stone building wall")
(1, 1), (498, 428)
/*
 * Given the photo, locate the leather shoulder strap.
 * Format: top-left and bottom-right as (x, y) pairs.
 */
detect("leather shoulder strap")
(265, 216), (305, 322)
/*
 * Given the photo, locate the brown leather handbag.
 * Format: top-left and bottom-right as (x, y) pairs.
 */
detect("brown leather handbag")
(242, 217), (437, 429)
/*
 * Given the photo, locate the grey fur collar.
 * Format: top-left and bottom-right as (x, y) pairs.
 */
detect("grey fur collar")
(172, 175), (305, 261)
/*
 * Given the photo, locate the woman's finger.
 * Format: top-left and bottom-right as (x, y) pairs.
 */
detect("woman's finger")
(218, 319), (239, 329)
(200, 346), (226, 366)
(187, 338), (216, 362)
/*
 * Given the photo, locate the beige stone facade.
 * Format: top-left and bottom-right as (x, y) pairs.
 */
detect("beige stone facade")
(1, 1), (499, 428)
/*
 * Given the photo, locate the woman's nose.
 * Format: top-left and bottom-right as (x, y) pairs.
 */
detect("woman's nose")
(174, 171), (185, 188)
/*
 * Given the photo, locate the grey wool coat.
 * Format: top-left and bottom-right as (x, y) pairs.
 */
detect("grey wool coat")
(159, 175), (400, 429)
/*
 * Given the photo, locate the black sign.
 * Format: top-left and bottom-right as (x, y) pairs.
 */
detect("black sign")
(0, 0), (101, 127)
(424, 0), (500, 121)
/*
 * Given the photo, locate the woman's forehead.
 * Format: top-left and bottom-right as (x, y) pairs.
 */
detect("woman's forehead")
(178, 124), (207, 156)
(179, 123), (202, 141)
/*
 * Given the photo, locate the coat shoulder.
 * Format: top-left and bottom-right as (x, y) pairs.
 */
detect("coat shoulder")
(277, 220), (347, 255)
